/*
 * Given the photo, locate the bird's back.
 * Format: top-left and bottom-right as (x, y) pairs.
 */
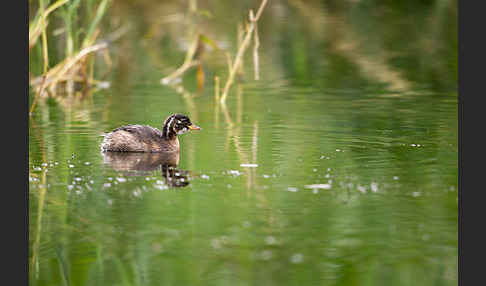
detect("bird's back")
(101, 125), (178, 152)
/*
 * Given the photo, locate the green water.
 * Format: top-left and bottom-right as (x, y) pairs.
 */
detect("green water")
(29, 1), (457, 285)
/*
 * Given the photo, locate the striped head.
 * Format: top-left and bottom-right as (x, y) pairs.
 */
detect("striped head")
(162, 114), (201, 139)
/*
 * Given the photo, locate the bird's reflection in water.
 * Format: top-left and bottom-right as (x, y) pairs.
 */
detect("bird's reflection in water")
(102, 152), (191, 188)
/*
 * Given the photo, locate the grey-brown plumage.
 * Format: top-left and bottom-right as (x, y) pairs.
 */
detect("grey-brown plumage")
(101, 114), (200, 153)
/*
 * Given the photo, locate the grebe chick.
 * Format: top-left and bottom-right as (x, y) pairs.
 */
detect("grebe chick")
(101, 114), (200, 153)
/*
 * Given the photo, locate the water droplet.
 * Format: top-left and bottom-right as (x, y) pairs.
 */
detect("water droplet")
(357, 185), (366, 193)
(116, 177), (127, 183)
(228, 170), (241, 176)
(211, 238), (221, 249)
(304, 184), (331, 190)
(290, 253), (304, 264)
(265, 236), (277, 245)
(240, 163), (258, 168)
(261, 250), (273, 260)
(371, 182), (378, 192)
(393, 176), (399, 180)
(201, 174), (210, 180)
(68, 164), (75, 168)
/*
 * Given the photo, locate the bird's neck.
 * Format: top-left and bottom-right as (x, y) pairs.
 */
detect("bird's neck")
(162, 120), (177, 139)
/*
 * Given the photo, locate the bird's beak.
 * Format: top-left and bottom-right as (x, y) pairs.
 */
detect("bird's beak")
(188, 124), (201, 131)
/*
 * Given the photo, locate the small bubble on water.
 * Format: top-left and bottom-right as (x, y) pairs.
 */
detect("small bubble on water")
(154, 184), (168, 190)
(412, 191), (421, 197)
(287, 187), (298, 192)
(67, 185), (74, 191)
(116, 177), (127, 183)
(371, 182), (378, 192)
(336, 149), (341, 152)
(84, 162), (91, 165)
(211, 238), (222, 249)
(68, 164), (75, 168)
(227, 184), (232, 188)
(261, 250), (273, 260)
(357, 185), (367, 193)
(107, 199), (113, 205)
(240, 163), (258, 168)
(290, 253), (304, 264)
(313, 168), (318, 172)
(263, 174), (270, 179)
(145, 177), (151, 181)
(201, 174), (210, 180)
(228, 170), (241, 176)
(41, 163), (48, 167)
(74, 177), (82, 182)
(103, 183), (112, 188)
(393, 176), (399, 180)
(265, 236), (277, 245)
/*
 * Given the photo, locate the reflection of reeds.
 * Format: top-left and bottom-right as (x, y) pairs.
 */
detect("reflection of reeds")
(220, 0), (268, 103)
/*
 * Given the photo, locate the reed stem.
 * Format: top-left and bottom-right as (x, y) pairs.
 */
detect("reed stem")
(220, 0), (268, 104)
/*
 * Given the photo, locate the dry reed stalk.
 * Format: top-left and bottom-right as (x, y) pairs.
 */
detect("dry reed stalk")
(214, 76), (220, 102)
(160, 33), (201, 85)
(220, 0), (268, 104)
(39, 0), (49, 74)
(251, 11), (260, 80)
(30, 41), (108, 91)
(214, 76), (220, 128)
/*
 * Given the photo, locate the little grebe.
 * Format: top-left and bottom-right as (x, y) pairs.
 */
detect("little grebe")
(101, 114), (200, 153)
